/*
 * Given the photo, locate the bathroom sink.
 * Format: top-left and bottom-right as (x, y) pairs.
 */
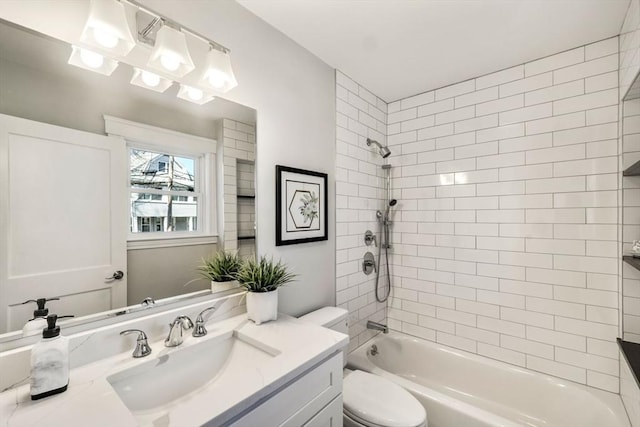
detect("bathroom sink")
(107, 332), (275, 418)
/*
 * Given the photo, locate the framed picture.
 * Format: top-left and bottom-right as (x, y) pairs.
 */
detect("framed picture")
(276, 165), (328, 246)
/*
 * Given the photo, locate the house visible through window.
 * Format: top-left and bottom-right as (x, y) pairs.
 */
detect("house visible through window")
(129, 148), (200, 234)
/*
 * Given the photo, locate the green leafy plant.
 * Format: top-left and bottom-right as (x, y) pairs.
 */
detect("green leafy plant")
(198, 251), (242, 282)
(236, 256), (297, 292)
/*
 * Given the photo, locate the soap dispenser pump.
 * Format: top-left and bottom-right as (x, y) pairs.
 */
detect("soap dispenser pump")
(30, 314), (73, 400)
(22, 298), (59, 337)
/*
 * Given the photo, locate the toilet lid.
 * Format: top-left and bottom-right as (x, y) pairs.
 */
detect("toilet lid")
(343, 370), (426, 427)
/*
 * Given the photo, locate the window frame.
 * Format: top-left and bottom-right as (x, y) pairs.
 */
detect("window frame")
(104, 116), (217, 249)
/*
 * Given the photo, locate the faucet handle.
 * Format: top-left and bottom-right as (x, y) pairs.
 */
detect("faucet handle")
(177, 315), (193, 330)
(120, 329), (152, 358)
(193, 307), (217, 337)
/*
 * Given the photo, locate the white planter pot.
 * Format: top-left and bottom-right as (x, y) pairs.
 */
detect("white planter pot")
(246, 289), (278, 325)
(211, 279), (239, 293)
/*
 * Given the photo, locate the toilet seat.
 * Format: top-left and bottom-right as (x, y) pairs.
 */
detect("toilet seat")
(343, 370), (427, 427)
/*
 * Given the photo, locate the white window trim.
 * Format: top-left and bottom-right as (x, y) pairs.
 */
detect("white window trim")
(104, 115), (218, 247)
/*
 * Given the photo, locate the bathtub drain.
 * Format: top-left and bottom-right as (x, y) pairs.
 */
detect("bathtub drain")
(370, 344), (378, 356)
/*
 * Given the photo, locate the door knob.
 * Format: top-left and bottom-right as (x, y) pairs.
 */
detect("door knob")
(106, 270), (124, 280)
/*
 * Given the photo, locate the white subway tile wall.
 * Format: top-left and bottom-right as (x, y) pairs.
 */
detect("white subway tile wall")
(336, 71), (388, 351)
(621, 1), (640, 424)
(220, 119), (256, 255)
(384, 38), (620, 393)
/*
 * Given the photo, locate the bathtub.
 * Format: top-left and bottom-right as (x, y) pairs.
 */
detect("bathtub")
(347, 332), (630, 427)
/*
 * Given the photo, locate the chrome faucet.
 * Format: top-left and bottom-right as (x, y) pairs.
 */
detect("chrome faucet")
(120, 329), (152, 358)
(165, 315), (194, 347)
(367, 320), (388, 334)
(193, 307), (217, 337)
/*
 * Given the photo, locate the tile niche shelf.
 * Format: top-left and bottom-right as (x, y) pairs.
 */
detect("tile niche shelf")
(623, 255), (640, 271)
(623, 159), (640, 176)
(618, 338), (640, 389)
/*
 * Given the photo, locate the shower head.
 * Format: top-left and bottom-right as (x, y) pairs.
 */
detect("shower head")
(385, 198), (398, 219)
(366, 138), (391, 158)
(389, 199), (397, 207)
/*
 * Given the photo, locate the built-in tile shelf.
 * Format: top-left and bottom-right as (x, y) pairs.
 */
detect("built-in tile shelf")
(623, 256), (640, 271)
(623, 160), (640, 176)
(238, 235), (255, 240)
(237, 194), (255, 199)
(618, 338), (640, 389)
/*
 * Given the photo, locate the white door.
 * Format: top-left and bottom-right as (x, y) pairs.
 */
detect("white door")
(0, 114), (127, 333)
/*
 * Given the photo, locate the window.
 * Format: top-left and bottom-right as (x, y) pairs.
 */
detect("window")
(104, 116), (217, 244)
(129, 149), (199, 234)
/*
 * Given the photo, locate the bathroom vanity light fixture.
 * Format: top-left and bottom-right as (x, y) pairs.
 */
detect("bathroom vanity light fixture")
(68, 45), (119, 76)
(80, 0), (136, 56)
(70, 0), (237, 101)
(199, 46), (238, 93)
(147, 22), (195, 78)
(177, 84), (215, 105)
(130, 68), (173, 92)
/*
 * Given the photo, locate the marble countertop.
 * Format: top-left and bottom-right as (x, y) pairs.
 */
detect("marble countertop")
(0, 314), (348, 426)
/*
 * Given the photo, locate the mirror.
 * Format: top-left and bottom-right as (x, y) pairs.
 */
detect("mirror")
(0, 19), (257, 340)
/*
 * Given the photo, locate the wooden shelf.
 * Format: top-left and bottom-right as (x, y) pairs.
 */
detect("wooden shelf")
(618, 338), (640, 389)
(624, 160), (640, 176)
(238, 235), (255, 240)
(623, 255), (640, 271)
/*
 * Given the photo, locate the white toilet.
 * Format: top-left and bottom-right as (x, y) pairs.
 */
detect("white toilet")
(299, 307), (427, 427)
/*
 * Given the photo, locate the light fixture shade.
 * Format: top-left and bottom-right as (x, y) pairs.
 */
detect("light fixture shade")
(130, 68), (173, 93)
(68, 45), (119, 76)
(80, 0), (135, 56)
(148, 24), (195, 78)
(177, 84), (215, 105)
(199, 48), (238, 93)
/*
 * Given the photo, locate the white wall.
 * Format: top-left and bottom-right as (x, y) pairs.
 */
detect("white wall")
(0, 0), (337, 316)
(335, 71), (388, 350)
(385, 38), (621, 393)
(144, 0), (337, 315)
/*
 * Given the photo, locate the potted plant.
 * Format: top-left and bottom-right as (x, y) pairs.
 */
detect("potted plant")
(237, 256), (297, 324)
(198, 251), (242, 293)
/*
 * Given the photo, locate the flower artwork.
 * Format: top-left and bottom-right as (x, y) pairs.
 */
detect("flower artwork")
(298, 191), (319, 224)
(276, 165), (328, 245)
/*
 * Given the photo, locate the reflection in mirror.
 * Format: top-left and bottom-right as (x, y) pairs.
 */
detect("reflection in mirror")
(0, 19), (256, 342)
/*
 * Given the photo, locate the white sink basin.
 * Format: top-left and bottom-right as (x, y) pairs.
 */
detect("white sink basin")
(107, 332), (275, 420)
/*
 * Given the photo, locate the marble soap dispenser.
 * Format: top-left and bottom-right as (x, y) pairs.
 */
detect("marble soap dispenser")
(30, 314), (73, 400)
(21, 297), (59, 337)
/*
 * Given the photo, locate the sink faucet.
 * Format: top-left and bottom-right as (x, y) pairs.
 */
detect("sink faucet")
(367, 320), (389, 334)
(120, 329), (152, 358)
(193, 307), (217, 337)
(165, 315), (194, 347)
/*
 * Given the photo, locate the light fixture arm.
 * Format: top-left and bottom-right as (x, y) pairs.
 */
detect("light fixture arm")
(124, 0), (231, 54)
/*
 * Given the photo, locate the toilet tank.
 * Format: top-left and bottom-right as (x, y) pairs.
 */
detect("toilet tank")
(299, 307), (349, 334)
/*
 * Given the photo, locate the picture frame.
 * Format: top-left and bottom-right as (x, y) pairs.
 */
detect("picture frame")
(276, 165), (328, 246)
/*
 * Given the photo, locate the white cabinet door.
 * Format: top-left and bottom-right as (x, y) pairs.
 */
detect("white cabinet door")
(0, 114), (127, 332)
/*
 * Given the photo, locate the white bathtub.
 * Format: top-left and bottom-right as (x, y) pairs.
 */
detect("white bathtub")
(347, 332), (630, 427)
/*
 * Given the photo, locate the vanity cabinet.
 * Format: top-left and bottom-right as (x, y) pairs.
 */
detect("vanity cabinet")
(226, 351), (343, 427)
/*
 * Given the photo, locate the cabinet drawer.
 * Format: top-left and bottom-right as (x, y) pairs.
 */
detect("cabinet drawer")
(303, 395), (343, 427)
(229, 352), (342, 427)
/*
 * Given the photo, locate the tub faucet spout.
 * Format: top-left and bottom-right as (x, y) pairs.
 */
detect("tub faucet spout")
(367, 320), (388, 334)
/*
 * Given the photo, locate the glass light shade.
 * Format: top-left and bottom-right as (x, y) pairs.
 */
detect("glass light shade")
(80, 0), (135, 56)
(199, 48), (238, 93)
(130, 68), (173, 93)
(68, 45), (119, 76)
(147, 25), (195, 78)
(177, 84), (215, 105)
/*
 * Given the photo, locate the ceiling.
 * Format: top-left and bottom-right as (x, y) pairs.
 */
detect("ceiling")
(238, 0), (630, 102)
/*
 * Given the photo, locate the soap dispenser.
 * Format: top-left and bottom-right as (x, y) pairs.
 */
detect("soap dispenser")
(21, 298), (59, 337)
(30, 314), (73, 400)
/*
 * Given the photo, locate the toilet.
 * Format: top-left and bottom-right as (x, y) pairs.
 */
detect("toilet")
(299, 307), (427, 427)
